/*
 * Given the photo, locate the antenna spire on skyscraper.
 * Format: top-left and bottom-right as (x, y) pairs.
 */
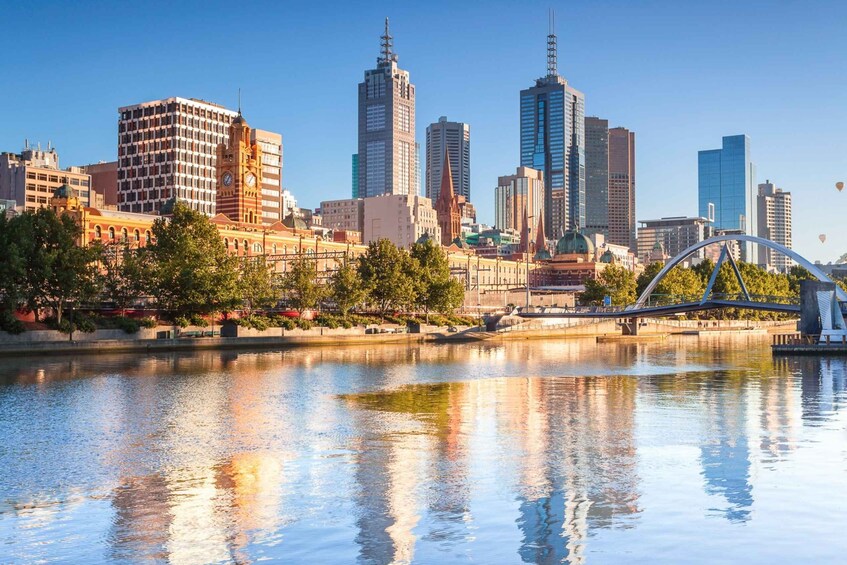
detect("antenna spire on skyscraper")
(379, 17), (397, 65)
(547, 7), (558, 77)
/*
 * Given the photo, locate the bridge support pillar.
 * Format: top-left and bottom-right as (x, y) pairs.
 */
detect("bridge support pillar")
(622, 317), (639, 336)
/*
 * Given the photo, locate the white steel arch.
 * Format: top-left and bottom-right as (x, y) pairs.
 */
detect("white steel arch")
(633, 234), (847, 308)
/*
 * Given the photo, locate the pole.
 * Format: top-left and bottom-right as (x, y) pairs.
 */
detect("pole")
(526, 214), (533, 309)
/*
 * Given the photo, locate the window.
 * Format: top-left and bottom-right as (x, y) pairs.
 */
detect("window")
(134, 229), (140, 242)
(366, 104), (386, 131)
(145, 231), (151, 245)
(108, 227), (115, 240)
(121, 228), (128, 242)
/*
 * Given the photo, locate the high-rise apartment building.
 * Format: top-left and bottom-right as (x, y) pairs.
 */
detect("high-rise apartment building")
(698, 134), (757, 262)
(495, 166), (544, 236)
(637, 216), (712, 262)
(520, 20), (585, 237)
(0, 143), (92, 212)
(425, 116), (470, 202)
(757, 180), (792, 272)
(584, 117), (609, 237)
(357, 19), (416, 198)
(117, 97), (238, 215)
(608, 126), (636, 251)
(251, 129), (283, 223)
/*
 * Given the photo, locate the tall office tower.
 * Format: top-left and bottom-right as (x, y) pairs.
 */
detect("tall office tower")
(757, 180), (792, 272)
(415, 143), (421, 195)
(251, 128), (283, 223)
(494, 166), (544, 235)
(215, 112), (263, 225)
(0, 143), (92, 212)
(357, 18), (417, 198)
(608, 127), (636, 251)
(425, 116), (470, 202)
(117, 97), (238, 215)
(79, 161), (118, 207)
(584, 117), (609, 236)
(520, 15), (585, 237)
(637, 216), (712, 261)
(698, 134), (757, 262)
(351, 154), (359, 198)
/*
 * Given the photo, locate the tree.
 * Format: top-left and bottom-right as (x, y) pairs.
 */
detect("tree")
(410, 240), (464, 319)
(280, 254), (324, 315)
(655, 266), (705, 303)
(357, 239), (417, 317)
(147, 202), (240, 318)
(0, 214), (26, 330)
(99, 242), (152, 315)
(579, 264), (636, 306)
(13, 208), (101, 326)
(238, 256), (278, 315)
(636, 262), (663, 297)
(330, 260), (368, 317)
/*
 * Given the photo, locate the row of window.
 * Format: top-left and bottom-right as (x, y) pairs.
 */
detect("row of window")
(93, 225), (152, 245)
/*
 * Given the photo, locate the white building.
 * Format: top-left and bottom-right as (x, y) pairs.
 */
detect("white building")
(117, 96), (238, 215)
(757, 180), (793, 272)
(363, 193), (440, 248)
(425, 116), (470, 202)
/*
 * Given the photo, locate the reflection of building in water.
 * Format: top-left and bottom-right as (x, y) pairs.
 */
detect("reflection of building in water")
(758, 372), (797, 461)
(699, 378), (753, 522)
(792, 357), (847, 422)
(498, 376), (640, 564)
(108, 475), (172, 562)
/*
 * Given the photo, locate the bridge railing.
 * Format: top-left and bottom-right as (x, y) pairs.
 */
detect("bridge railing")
(639, 293), (800, 308)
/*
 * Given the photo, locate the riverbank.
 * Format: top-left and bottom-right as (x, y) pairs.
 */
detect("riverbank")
(0, 318), (799, 357)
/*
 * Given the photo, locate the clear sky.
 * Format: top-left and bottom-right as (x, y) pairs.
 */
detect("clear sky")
(1, 0), (845, 262)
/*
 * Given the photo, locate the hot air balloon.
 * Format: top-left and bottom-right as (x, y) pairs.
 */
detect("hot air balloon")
(837, 182), (844, 192)
(819, 234), (827, 243)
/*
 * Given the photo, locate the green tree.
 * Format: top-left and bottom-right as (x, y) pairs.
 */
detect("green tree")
(238, 256), (278, 315)
(330, 260), (368, 317)
(357, 239), (417, 317)
(0, 214), (26, 330)
(655, 266), (705, 303)
(579, 264), (636, 306)
(410, 239), (465, 320)
(14, 208), (101, 326)
(280, 254), (324, 315)
(99, 242), (152, 315)
(635, 262), (663, 297)
(147, 202), (240, 318)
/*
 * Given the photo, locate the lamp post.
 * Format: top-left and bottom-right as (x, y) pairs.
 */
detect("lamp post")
(526, 213), (534, 310)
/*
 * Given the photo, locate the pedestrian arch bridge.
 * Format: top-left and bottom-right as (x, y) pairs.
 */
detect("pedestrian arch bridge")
(517, 234), (845, 321)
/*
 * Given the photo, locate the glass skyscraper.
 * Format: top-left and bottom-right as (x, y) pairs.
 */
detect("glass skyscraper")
(519, 25), (585, 237)
(698, 134), (757, 261)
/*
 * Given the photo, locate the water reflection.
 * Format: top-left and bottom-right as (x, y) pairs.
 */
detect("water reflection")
(1, 338), (847, 563)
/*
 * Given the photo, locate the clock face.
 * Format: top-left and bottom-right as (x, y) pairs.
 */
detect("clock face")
(222, 172), (233, 187)
(245, 173), (257, 187)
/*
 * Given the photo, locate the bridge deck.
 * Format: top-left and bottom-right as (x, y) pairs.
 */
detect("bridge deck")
(518, 300), (801, 319)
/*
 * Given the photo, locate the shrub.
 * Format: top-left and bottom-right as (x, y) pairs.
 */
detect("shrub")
(316, 313), (340, 329)
(174, 316), (191, 328)
(114, 317), (141, 334)
(279, 317), (296, 330)
(296, 318), (313, 330)
(340, 319), (352, 329)
(239, 315), (271, 331)
(139, 317), (157, 329)
(0, 311), (25, 334)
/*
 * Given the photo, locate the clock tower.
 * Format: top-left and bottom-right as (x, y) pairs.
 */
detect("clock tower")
(216, 110), (263, 224)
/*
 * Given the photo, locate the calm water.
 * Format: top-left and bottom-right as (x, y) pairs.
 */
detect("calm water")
(1, 336), (846, 564)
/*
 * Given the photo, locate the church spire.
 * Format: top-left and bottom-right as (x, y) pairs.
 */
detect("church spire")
(438, 149), (455, 202)
(535, 213), (547, 254)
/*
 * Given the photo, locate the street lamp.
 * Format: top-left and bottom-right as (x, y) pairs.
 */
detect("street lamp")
(526, 212), (534, 310)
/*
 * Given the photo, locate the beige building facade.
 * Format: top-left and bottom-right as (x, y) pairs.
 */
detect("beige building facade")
(0, 144), (93, 212)
(494, 166), (544, 236)
(252, 129), (283, 223)
(363, 193), (440, 248)
(321, 198), (364, 234)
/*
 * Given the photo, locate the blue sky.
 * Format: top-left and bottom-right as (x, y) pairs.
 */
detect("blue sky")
(1, 0), (845, 262)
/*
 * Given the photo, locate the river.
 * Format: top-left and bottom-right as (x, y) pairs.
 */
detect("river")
(1, 336), (845, 564)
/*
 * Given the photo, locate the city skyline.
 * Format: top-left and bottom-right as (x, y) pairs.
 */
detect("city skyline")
(1, 1), (845, 261)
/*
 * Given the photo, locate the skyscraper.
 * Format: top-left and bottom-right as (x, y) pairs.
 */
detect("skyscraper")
(117, 97), (238, 216)
(757, 180), (792, 272)
(698, 134), (757, 262)
(357, 18), (416, 198)
(425, 116), (470, 202)
(351, 154), (359, 198)
(495, 166), (544, 236)
(251, 128), (283, 223)
(584, 117), (609, 236)
(520, 15), (585, 237)
(608, 126), (636, 251)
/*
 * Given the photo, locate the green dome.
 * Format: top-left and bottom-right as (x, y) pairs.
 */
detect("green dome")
(282, 212), (308, 230)
(52, 183), (77, 200)
(534, 248), (552, 261)
(555, 231), (595, 256)
(451, 236), (469, 249)
(599, 249), (616, 263)
(415, 232), (434, 245)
